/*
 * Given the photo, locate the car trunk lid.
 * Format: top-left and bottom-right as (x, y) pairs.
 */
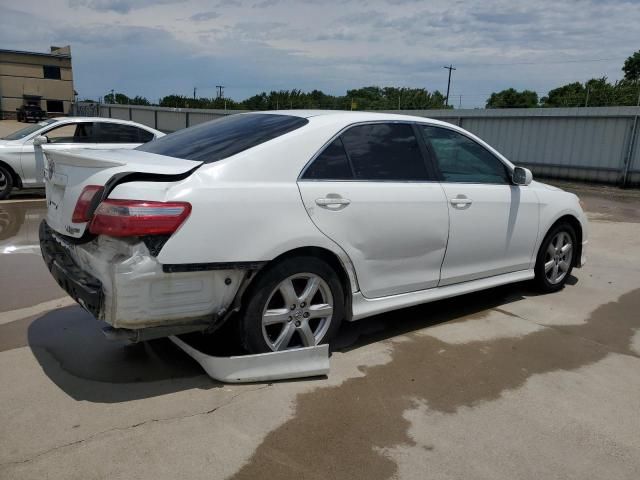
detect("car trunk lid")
(43, 148), (201, 238)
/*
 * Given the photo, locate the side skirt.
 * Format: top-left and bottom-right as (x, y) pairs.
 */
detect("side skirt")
(350, 269), (535, 321)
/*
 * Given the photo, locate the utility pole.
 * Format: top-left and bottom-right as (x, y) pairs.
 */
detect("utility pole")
(216, 85), (224, 99)
(193, 87), (197, 99)
(443, 64), (456, 107)
(584, 87), (590, 107)
(110, 88), (114, 104)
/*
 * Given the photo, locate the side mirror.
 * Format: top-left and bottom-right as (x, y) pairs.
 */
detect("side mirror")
(33, 135), (48, 146)
(512, 166), (533, 186)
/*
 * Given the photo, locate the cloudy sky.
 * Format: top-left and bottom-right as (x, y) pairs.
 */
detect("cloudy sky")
(1, 0), (637, 107)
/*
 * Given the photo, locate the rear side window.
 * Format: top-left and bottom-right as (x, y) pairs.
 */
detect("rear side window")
(340, 123), (429, 181)
(96, 123), (153, 143)
(303, 138), (353, 180)
(137, 113), (308, 163)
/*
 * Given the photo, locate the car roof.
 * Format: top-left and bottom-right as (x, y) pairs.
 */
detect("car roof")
(253, 109), (448, 125)
(50, 116), (160, 131)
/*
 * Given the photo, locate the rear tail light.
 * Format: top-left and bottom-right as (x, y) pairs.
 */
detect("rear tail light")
(72, 185), (104, 223)
(89, 200), (192, 237)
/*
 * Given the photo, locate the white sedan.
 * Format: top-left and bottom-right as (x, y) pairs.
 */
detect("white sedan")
(0, 117), (163, 199)
(39, 111), (587, 352)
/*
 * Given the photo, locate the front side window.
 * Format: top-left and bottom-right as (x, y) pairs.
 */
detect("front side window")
(302, 138), (353, 180)
(43, 123), (96, 144)
(340, 123), (428, 181)
(420, 126), (509, 184)
(137, 113), (308, 163)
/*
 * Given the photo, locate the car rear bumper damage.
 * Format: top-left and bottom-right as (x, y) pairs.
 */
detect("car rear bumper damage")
(39, 220), (251, 335)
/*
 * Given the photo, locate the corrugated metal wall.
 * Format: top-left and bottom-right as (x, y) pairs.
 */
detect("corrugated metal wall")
(97, 104), (640, 186)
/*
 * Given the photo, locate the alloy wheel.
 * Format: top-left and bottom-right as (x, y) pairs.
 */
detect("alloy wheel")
(544, 231), (573, 285)
(261, 273), (334, 351)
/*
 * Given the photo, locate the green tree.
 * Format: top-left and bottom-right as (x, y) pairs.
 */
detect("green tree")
(486, 88), (538, 108)
(623, 50), (640, 82)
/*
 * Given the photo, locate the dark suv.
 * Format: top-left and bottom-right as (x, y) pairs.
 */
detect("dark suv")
(16, 105), (47, 122)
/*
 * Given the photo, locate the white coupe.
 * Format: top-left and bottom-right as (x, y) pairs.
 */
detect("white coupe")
(0, 117), (163, 199)
(39, 111), (587, 352)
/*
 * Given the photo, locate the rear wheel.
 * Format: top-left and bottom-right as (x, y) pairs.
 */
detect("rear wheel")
(0, 165), (14, 200)
(240, 256), (344, 354)
(534, 223), (576, 293)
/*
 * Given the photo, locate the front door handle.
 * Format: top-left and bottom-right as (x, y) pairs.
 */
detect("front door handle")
(450, 195), (472, 207)
(315, 197), (351, 207)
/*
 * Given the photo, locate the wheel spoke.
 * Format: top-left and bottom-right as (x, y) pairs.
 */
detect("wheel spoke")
(298, 322), (316, 347)
(559, 260), (570, 272)
(547, 243), (556, 258)
(263, 308), (290, 325)
(300, 276), (320, 304)
(561, 243), (572, 256)
(544, 259), (555, 273)
(551, 263), (559, 282)
(279, 279), (298, 306)
(308, 303), (333, 319)
(274, 323), (296, 350)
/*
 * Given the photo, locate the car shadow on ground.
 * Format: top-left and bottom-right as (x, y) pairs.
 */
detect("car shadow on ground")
(331, 278), (565, 353)
(27, 278), (572, 403)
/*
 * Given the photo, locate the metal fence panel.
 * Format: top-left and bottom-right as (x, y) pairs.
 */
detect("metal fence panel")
(94, 104), (640, 186)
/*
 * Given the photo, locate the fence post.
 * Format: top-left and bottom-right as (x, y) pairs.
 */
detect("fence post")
(185, 111), (190, 128)
(620, 113), (639, 187)
(108, 106), (112, 118)
(128, 107), (132, 120)
(154, 110), (158, 130)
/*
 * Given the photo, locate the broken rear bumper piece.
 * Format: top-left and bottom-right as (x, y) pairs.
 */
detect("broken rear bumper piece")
(170, 337), (330, 383)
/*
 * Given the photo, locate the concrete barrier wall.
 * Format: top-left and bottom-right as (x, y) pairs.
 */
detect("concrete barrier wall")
(97, 104), (640, 186)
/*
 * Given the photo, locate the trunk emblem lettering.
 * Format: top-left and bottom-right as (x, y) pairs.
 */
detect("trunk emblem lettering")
(65, 225), (81, 234)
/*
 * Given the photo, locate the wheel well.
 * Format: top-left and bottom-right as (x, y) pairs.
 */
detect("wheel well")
(0, 160), (22, 189)
(245, 247), (353, 321)
(548, 215), (583, 267)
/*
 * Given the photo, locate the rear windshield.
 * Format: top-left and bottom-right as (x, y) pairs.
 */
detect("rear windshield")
(136, 113), (308, 163)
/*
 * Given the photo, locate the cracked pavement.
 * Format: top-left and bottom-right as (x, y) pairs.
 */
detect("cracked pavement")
(0, 125), (639, 479)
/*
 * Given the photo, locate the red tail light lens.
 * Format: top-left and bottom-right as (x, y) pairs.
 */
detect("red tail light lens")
(72, 185), (104, 223)
(89, 200), (192, 237)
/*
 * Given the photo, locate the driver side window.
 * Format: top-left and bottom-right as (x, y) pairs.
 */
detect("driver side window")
(420, 125), (510, 184)
(43, 123), (96, 144)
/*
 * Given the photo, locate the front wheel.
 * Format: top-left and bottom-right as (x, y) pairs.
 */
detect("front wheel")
(239, 256), (344, 354)
(534, 223), (576, 293)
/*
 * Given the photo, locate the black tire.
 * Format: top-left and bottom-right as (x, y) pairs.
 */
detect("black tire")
(534, 222), (576, 293)
(240, 256), (345, 354)
(0, 165), (14, 200)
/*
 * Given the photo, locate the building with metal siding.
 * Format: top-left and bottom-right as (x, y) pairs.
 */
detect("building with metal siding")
(0, 46), (74, 119)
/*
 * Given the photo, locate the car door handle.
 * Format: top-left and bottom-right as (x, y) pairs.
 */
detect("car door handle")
(315, 197), (351, 207)
(450, 196), (472, 206)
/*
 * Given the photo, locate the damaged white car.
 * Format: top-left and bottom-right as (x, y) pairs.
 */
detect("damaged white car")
(40, 111), (588, 353)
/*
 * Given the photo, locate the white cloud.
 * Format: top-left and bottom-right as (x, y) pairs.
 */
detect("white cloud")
(1, 0), (636, 107)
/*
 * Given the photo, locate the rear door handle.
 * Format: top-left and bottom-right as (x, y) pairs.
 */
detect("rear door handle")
(315, 197), (351, 207)
(450, 196), (472, 206)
